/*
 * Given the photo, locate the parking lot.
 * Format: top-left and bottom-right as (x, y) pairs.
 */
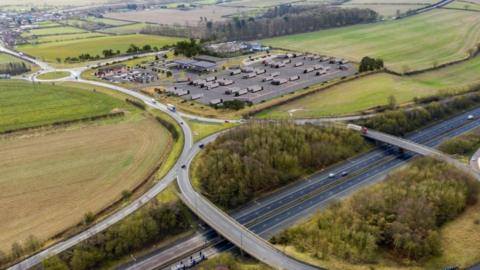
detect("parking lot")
(168, 54), (356, 105)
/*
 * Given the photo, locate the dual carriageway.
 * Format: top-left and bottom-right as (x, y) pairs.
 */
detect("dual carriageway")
(3, 44), (480, 270)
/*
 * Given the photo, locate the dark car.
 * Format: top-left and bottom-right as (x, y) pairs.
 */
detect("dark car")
(341, 171), (349, 177)
(181, 164), (186, 169)
(199, 144), (205, 149)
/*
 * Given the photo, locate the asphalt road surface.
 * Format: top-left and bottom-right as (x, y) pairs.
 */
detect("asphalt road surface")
(123, 107), (480, 270)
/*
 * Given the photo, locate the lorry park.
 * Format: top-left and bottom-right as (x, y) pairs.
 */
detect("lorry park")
(164, 53), (355, 106)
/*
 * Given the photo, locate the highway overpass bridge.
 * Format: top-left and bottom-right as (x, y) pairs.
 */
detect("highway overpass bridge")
(347, 124), (479, 180)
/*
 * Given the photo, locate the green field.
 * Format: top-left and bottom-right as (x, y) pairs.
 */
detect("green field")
(0, 80), (125, 132)
(25, 26), (87, 36)
(100, 23), (150, 34)
(37, 71), (71, 80)
(35, 32), (108, 43)
(257, 55), (480, 119)
(16, 34), (184, 63)
(35, 21), (62, 28)
(446, 0), (480, 10)
(262, 9), (480, 73)
(0, 53), (25, 64)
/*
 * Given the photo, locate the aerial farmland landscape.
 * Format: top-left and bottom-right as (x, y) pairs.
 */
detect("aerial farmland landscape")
(1, 0), (480, 269)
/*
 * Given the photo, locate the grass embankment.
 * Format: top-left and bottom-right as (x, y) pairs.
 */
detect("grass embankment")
(257, 54), (480, 119)
(0, 53), (28, 65)
(16, 34), (183, 64)
(197, 253), (273, 270)
(274, 158), (480, 270)
(187, 119), (238, 142)
(36, 71), (70, 80)
(262, 9), (480, 73)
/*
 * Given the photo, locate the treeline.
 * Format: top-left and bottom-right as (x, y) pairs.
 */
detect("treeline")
(359, 56), (384, 72)
(203, 6), (378, 41)
(63, 44), (161, 63)
(155, 116), (180, 140)
(272, 158), (479, 262)
(358, 92), (480, 136)
(195, 123), (367, 209)
(439, 132), (480, 156)
(0, 62), (30, 75)
(42, 201), (190, 270)
(0, 235), (41, 266)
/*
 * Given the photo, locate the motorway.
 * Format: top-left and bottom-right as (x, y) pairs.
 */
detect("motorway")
(121, 107), (480, 270)
(4, 43), (480, 270)
(3, 45), (302, 270)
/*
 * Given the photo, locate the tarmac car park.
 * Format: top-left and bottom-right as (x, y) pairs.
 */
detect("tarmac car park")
(168, 53), (355, 105)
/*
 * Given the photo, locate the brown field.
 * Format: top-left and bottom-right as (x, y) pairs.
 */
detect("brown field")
(105, 6), (251, 26)
(0, 117), (172, 252)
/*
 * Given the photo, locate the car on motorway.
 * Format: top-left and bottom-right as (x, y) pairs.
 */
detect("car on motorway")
(151, 98), (157, 104)
(341, 171), (349, 177)
(468, 114), (474, 120)
(199, 144), (205, 149)
(181, 164), (186, 169)
(329, 173), (336, 178)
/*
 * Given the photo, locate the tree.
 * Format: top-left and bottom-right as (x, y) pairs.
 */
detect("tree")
(387, 95), (397, 110)
(11, 242), (23, 259)
(24, 234), (40, 253)
(56, 57), (61, 63)
(42, 255), (69, 270)
(0, 250), (7, 265)
(142, 44), (152, 51)
(83, 212), (95, 225)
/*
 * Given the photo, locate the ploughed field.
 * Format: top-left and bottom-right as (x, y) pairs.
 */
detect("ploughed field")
(261, 9), (480, 73)
(0, 81), (173, 253)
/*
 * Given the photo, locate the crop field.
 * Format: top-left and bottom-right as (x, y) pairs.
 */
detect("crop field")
(262, 9), (480, 73)
(35, 32), (108, 43)
(0, 116), (172, 252)
(85, 16), (132, 26)
(35, 21), (62, 28)
(16, 34), (183, 63)
(26, 26), (87, 36)
(0, 0), (124, 6)
(446, 0), (480, 10)
(340, 3), (425, 17)
(105, 6), (252, 25)
(257, 55), (480, 118)
(0, 80), (125, 132)
(220, 0), (330, 7)
(100, 23), (150, 34)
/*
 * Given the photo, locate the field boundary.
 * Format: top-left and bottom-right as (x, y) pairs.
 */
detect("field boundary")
(0, 111), (125, 136)
(386, 48), (480, 76)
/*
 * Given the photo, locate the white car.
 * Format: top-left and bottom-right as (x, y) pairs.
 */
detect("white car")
(329, 173), (336, 178)
(468, 115), (474, 120)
